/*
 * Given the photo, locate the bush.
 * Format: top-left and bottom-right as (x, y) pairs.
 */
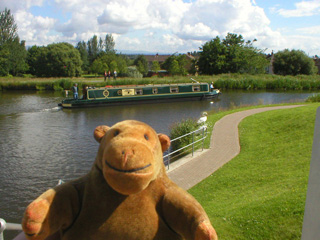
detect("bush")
(126, 66), (143, 78)
(306, 93), (320, 102)
(56, 78), (73, 90)
(169, 118), (199, 156)
(273, 49), (318, 75)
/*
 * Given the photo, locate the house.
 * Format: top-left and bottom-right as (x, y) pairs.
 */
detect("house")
(144, 54), (172, 69)
(313, 55), (320, 74)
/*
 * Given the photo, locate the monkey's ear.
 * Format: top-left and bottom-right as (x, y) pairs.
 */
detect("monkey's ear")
(94, 125), (110, 143)
(158, 134), (170, 152)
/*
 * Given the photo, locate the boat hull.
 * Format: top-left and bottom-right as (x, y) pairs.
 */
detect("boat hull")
(60, 83), (220, 108)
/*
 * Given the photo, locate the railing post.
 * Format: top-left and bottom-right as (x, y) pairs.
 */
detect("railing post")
(0, 218), (6, 240)
(192, 132), (194, 156)
(202, 127), (205, 151)
(163, 127), (209, 170)
(0, 218), (22, 240)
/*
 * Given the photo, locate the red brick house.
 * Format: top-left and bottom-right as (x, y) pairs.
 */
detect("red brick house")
(313, 56), (320, 74)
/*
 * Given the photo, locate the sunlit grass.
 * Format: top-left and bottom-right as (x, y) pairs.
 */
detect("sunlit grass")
(189, 103), (320, 239)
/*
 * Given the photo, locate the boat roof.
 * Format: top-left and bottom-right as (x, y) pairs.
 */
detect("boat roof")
(90, 82), (208, 90)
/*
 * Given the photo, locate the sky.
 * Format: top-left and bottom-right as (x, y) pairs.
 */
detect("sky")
(1, 0), (320, 56)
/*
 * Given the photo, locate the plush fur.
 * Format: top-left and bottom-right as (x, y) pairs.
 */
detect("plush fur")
(22, 120), (217, 240)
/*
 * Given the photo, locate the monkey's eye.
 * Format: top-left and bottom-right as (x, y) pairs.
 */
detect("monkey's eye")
(144, 134), (149, 140)
(114, 130), (120, 137)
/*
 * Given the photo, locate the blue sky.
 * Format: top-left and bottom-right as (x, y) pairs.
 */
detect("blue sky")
(1, 0), (319, 56)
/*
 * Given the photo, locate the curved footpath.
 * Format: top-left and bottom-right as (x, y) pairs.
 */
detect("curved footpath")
(167, 105), (305, 190)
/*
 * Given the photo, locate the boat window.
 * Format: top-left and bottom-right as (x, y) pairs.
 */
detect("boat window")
(117, 90), (122, 96)
(153, 88), (158, 94)
(122, 89), (135, 96)
(193, 86), (201, 92)
(135, 89), (143, 95)
(170, 87), (179, 93)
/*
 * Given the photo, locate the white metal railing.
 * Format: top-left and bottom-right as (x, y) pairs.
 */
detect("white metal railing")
(163, 125), (208, 169)
(0, 218), (22, 240)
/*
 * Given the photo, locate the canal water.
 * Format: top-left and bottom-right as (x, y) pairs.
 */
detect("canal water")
(0, 89), (316, 238)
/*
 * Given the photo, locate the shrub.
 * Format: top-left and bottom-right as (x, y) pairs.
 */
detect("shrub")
(126, 66), (143, 78)
(169, 118), (199, 156)
(306, 93), (320, 102)
(56, 78), (73, 90)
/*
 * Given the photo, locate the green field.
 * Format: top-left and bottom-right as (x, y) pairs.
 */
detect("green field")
(189, 103), (320, 239)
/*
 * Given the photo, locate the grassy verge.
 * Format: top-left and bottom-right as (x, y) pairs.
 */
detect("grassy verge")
(189, 103), (320, 239)
(1, 74), (320, 91)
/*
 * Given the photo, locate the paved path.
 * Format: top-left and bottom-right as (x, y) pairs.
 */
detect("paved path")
(167, 105), (304, 190)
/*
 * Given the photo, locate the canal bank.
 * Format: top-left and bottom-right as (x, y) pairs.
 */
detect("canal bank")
(1, 104), (311, 239)
(0, 90), (316, 239)
(167, 105), (305, 190)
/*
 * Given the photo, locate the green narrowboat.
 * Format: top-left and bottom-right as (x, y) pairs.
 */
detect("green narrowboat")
(59, 82), (220, 108)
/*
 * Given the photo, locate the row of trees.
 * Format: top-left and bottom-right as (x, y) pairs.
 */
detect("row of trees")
(0, 8), (318, 77)
(197, 33), (318, 75)
(26, 31), (130, 77)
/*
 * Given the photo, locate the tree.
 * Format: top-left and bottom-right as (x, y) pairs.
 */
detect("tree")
(105, 34), (115, 54)
(27, 45), (49, 77)
(198, 37), (227, 75)
(0, 8), (27, 76)
(134, 55), (148, 76)
(151, 61), (160, 73)
(198, 33), (269, 75)
(87, 35), (99, 64)
(162, 54), (188, 75)
(76, 41), (89, 72)
(223, 33), (245, 73)
(95, 53), (127, 76)
(46, 43), (82, 77)
(169, 59), (180, 75)
(7, 38), (28, 75)
(273, 49), (318, 75)
(91, 58), (108, 75)
(176, 55), (188, 75)
(0, 8), (18, 45)
(27, 43), (82, 77)
(0, 46), (9, 75)
(76, 33), (117, 72)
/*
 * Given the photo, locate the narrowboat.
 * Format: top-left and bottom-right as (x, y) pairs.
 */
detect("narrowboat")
(59, 82), (220, 108)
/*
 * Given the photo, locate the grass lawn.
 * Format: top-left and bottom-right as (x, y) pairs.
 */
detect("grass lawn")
(189, 103), (320, 239)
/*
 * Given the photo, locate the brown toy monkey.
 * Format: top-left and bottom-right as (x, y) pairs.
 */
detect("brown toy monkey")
(22, 120), (217, 240)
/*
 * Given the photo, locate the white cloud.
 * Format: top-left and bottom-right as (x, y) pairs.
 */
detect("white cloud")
(3, 0), (317, 55)
(277, 0), (320, 17)
(283, 34), (320, 55)
(97, 0), (188, 31)
(297, 25), (320, 35)
(0, 0), (43, 12)
(173, 0), (280, 54)
(178, 22), (219, 40)
(116, 36), (141, 51)
(14, 10), (57, 45)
